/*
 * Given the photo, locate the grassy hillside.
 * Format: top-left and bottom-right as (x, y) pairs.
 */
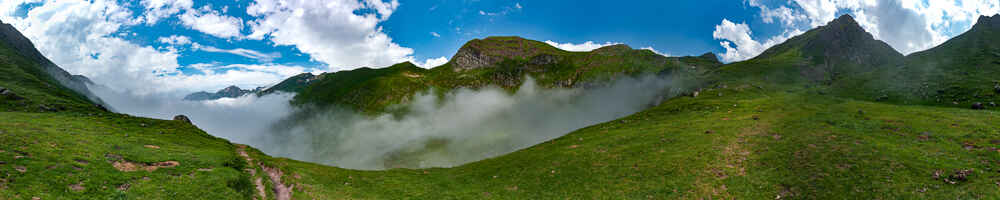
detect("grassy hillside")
(0, 112), (254, 199)
(244, 86), (1000, 199)
(0, 39), (100, 113)
(291, 36), (721, 113)
(833, 14), (1000, 108)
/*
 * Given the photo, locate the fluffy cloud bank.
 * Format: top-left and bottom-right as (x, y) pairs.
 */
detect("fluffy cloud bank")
(543, 40), (621, 52)
(246, 0), (417, 71)
(0, 0), (436, 94)
(0, 0), (316, 94)
(713, 0), (1000, 63)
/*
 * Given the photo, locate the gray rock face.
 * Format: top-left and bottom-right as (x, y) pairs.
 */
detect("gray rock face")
(528, 54), (559, 66)
(450, 37), (548, 70)
(451, 46), (504, 70)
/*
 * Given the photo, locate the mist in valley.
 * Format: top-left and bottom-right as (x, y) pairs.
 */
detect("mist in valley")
(89, 86), (296, 144)
(257, 76), (691, 170)
(91, 75), (690, 170)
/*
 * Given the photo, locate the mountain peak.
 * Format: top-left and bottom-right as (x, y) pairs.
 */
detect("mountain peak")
(830, 14), (859, 26)
(755, 13), (901, 66)
(450, 36), (561, 70)
(220, 85), (241, 92)
(974, 14), (1000, 30)
(698, 52), (719, 62)
(591, 44), (633, 56)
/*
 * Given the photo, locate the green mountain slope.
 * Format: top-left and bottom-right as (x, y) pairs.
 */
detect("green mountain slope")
(0, 29), (102, 112)
(259, 73), (319, 95)
(834, 14), (1000, 108)
(714, 14), (903, 87)
(0, 20), (106, 109)
(290, 36), (721, 113)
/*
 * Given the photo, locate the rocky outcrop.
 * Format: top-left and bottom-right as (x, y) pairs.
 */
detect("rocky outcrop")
(0, 87), (23, 100)
(0, 19), (106, 106)
(528, 54), (560, 65)
(452, 43), (506, 70)
(173, 115), (192, 124)
(451, 36), (557, 70)
(975, 14), (1000, 30)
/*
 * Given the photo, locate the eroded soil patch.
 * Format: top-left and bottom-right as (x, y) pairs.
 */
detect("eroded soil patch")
(112, 160), (179, 172)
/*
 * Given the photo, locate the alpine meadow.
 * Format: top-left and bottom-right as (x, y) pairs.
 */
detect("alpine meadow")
(2, 1), (1000, 199)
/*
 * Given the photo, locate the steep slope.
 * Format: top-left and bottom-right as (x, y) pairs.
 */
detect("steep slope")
(0, 19), (105, 108)
(292, 36), (721, 112)
(836, 14), (1000, 108)
(0, 28), (104, 112)
(184, 85), (263, 101)
(716, 14), (903, 86)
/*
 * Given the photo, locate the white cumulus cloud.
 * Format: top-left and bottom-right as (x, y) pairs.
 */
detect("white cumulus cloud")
(246, 0), (413, 71)
(415, 56), (448, 68)
(712, 19), (803, 63)
(157, 35), (192, 45)
(0, 0), (312, 95)
(140, 0), (193, 25)
(179, 5), (243, 39)
(543, 40), (621, 52)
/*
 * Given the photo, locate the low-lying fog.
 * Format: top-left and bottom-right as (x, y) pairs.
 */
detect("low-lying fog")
(93, 75), (688, 170)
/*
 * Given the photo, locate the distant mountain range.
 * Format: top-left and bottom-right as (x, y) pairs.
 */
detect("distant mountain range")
(183, 85), (264, 101)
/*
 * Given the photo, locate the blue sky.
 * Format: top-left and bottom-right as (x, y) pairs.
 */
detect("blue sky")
(0, 0), (998, 93)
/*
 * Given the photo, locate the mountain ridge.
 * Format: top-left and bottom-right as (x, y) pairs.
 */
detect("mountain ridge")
(183, 85), (264, 101)
(289, 36), (721, 112)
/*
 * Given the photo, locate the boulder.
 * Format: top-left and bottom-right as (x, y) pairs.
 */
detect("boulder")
(0, 87), (23, 100)
(95, 104), (108, 112)
(971, 102), (985, 110)
(173, 115), (191, 124)
(37, 104), (60, 112)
